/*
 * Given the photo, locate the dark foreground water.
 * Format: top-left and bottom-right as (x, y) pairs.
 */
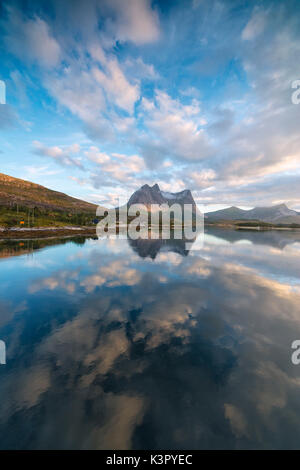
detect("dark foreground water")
(0, 228), (300, 449)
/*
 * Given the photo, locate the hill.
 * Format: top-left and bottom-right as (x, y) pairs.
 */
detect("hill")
(206, 203), (300, 226)
(0, 173), (98, 228)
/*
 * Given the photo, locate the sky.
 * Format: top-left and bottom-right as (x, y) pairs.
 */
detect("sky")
(0, 0), (300, 211)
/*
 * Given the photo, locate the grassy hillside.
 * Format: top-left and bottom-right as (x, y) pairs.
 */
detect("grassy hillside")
(0, 173), (99, 228)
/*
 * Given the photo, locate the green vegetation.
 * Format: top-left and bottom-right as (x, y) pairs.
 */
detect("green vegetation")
(0, 172), (99, 229)
(235, 221), (300, 229)
(0, 204), (96, 228)
(235, 221), (273, 227)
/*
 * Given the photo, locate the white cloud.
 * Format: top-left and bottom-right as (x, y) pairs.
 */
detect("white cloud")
(106, 0), (160, 45)
(45, 64), (106, 124)
(4, 8), (61, 67)
(85, 146), (110, 165)
(242, 9), (266, 41)
(3, 0), (300, 209)
(139, 91), (212, 165)
(33, 141), (84, 169)
(190, 169), (217, 188)
(43, 44), (139, 140)
(123, 57), (160, 80)
(100, 154), (146, 183)
(92, 57), (140, 114)
(24, 165), (62, 178)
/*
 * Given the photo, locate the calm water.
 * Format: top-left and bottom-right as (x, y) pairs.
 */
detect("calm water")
(0, 229), (300, 449)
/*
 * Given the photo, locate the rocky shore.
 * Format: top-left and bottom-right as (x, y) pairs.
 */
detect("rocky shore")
(0, 226), (97, 239)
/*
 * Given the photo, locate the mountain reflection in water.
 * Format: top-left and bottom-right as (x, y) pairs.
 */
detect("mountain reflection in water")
(0, 228), (300, 449)
(128, 237), (191, 259)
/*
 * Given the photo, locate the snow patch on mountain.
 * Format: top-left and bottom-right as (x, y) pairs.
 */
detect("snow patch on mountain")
(161, 190), (189, 200)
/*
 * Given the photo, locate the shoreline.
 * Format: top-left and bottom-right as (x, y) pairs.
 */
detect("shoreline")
(0, 226), (97, 239)
(236, 226), (300, 231)
(205, 223), (300, 232)
(1, 223), (300, 240)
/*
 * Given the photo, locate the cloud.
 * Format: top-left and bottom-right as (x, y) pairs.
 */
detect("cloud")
(206, 172), (300, 208)
(33, 141), (85, 169)
(84, 146), (110, 165)
(90, 151), (146, 187)
(138, 91), (212, 166)
(4, 7), (61, 67)
(165, 3), (300, 208)
(81, 259), (141, 292)
(0, 104), (18, 128)
(24, 165), (62, 178)
(189, 169), (217, 189)
(92, 56), (140, 114)
(105, 0), (160, 45)
(123, 57), (160, 80)
(43, 43), (140, 141)
(2, 230), (300, 448)
(203, 6), (300, 206)
(242, 8), (266, 41)
(45, 63), (106, 125)
(2, 0), (300, 207)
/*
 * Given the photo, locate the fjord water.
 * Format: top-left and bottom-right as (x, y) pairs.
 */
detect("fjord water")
(0, 229), (300, 449)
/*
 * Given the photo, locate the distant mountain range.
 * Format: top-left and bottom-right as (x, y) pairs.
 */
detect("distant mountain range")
(206, 204), (300, 225)
(128, 185), (300, 226)
(1, 173), (299, 229)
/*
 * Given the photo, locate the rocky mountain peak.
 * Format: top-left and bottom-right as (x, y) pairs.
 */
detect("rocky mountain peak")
(127, 183), (198, 211)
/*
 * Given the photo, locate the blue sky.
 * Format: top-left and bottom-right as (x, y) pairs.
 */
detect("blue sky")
(0, 0), (300, 210)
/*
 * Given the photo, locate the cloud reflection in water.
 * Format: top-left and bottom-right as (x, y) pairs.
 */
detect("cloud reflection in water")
(0, 229), (299, 449)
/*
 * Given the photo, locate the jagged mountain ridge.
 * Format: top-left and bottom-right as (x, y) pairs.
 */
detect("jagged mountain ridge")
(127, 183), (197, 211)
(206, 203), (300, 224)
